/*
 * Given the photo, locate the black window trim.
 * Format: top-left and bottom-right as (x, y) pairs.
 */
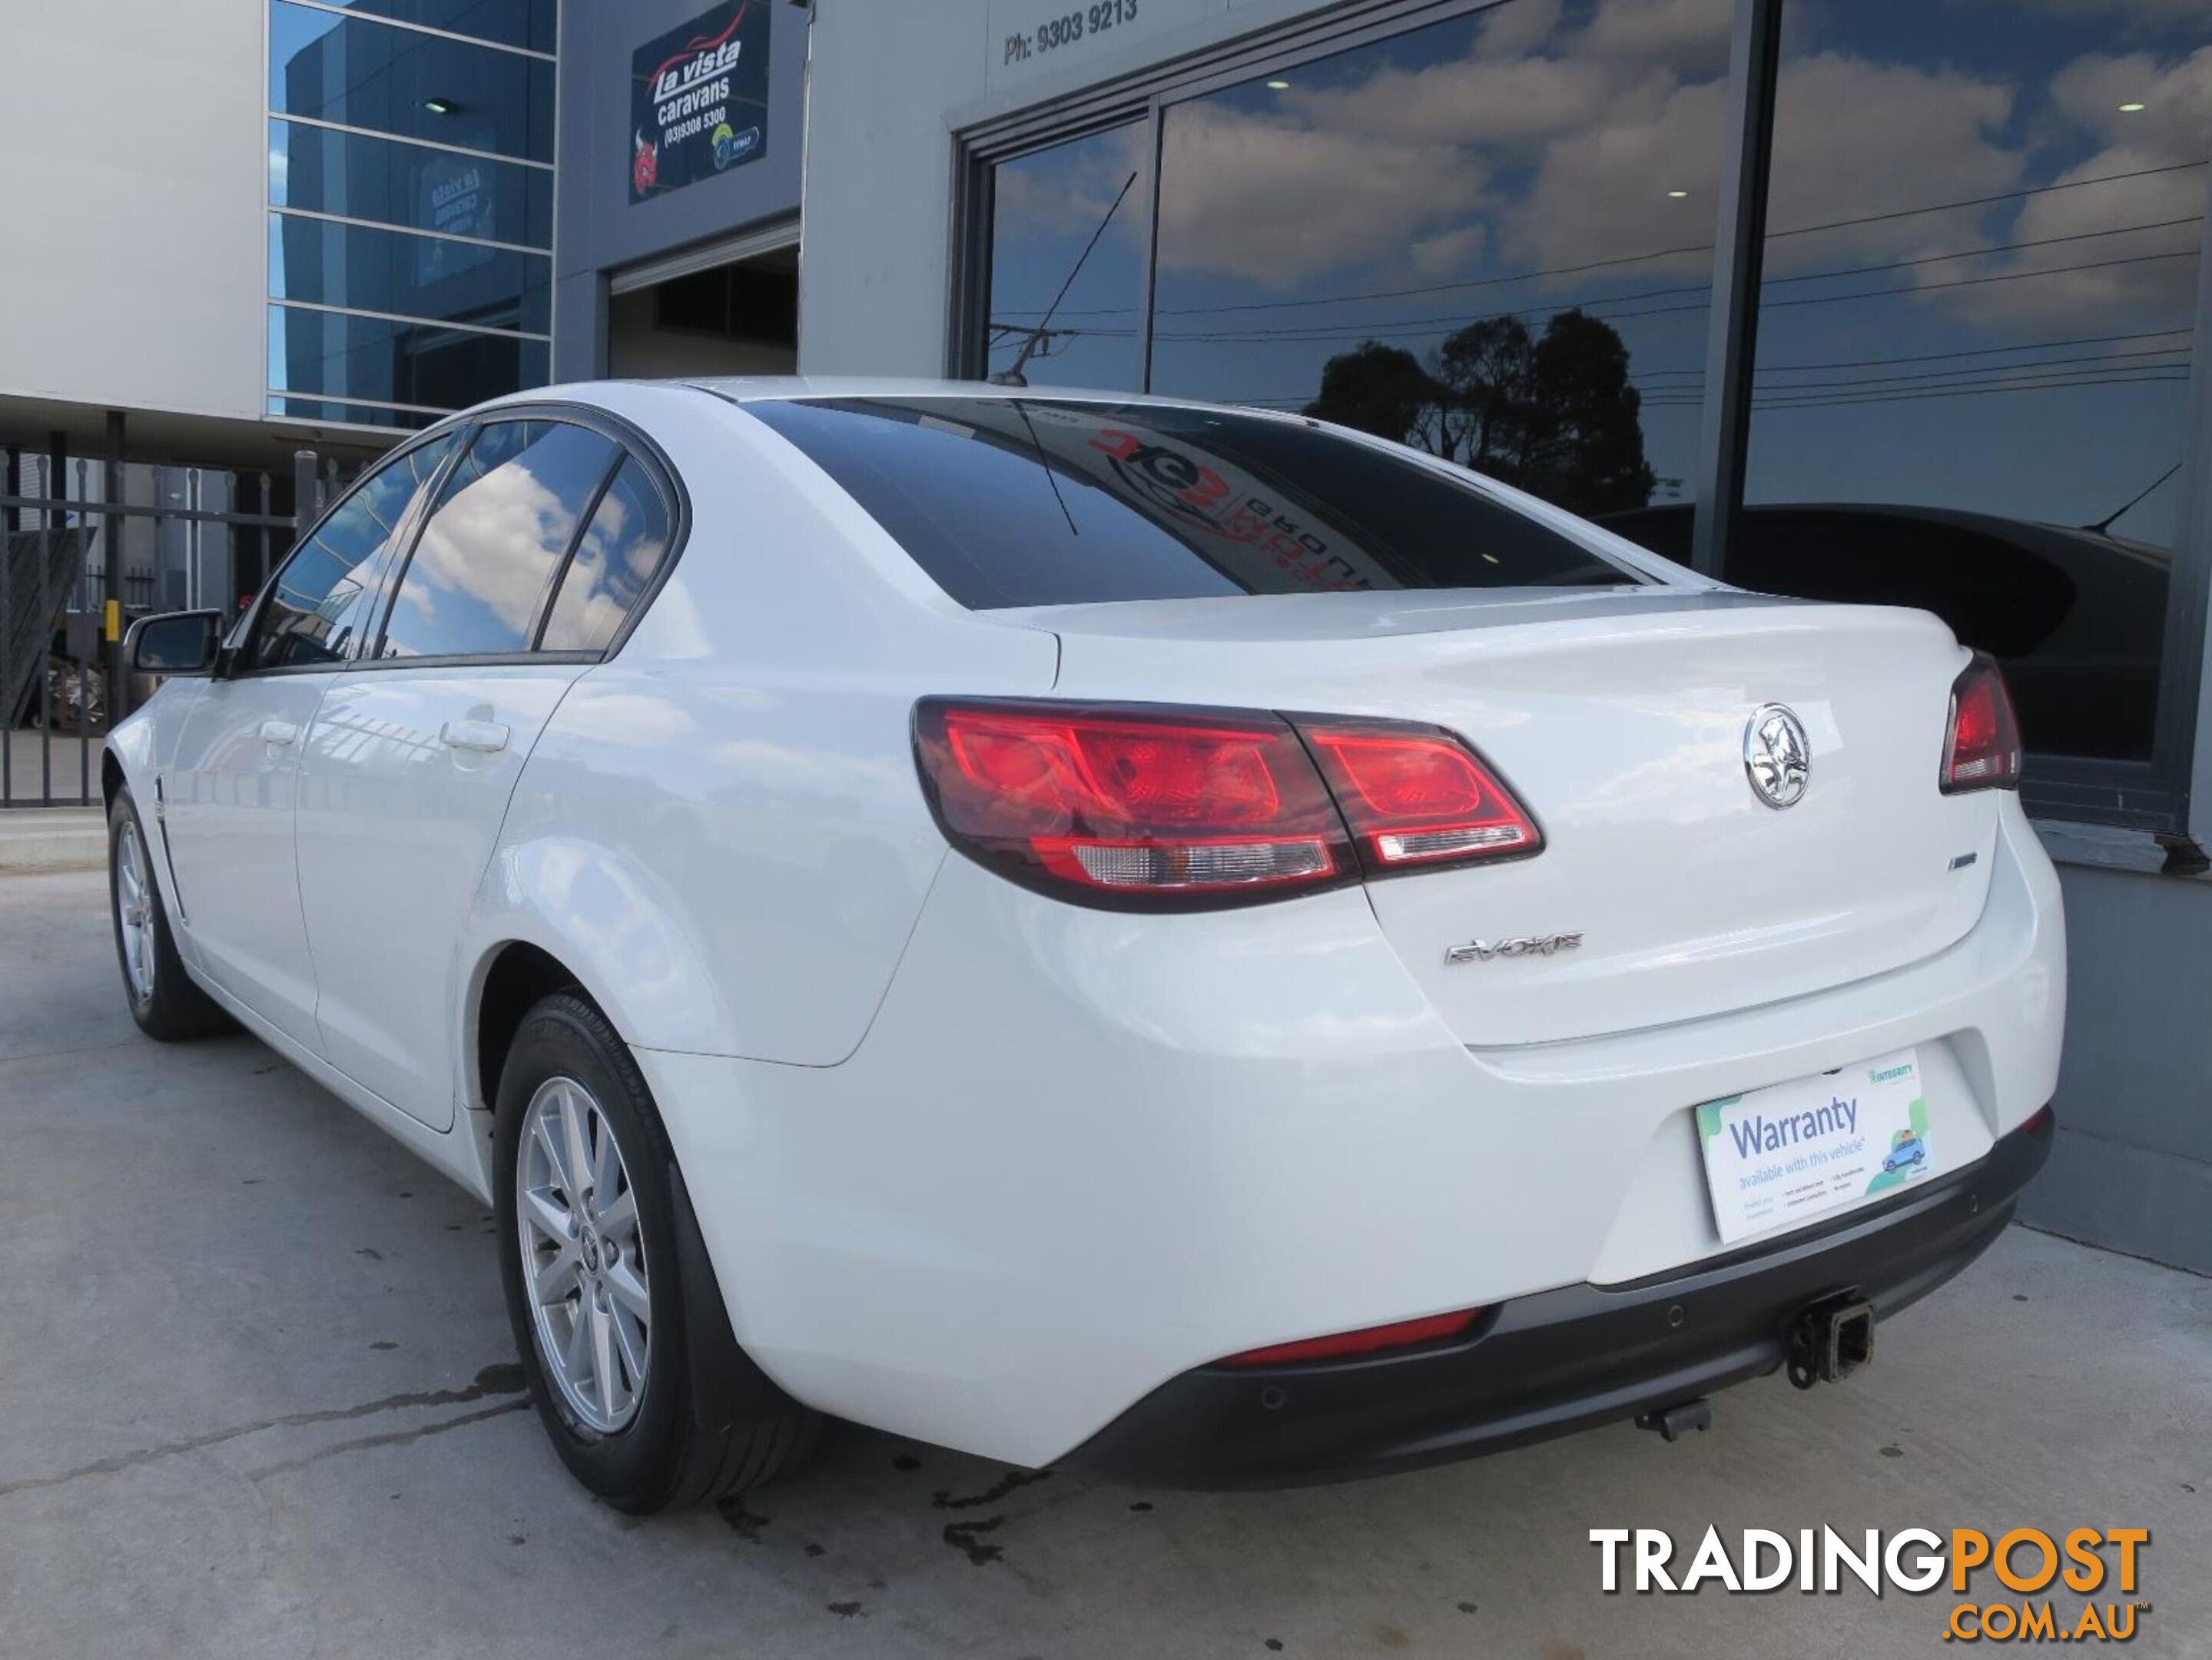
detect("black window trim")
(947, 0), (2212, 841)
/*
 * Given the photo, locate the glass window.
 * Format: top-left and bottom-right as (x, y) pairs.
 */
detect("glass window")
(303, 0), (555, 54)
(1146, 0), (1731, 537)
(246, 433), (458, 671)
(378, 420), (618, 659)
(269, 214), (550, 333)
(984, 124), (1148, 391)
(269, 305), (549, 415)
(743, 395), (1636, 610)
(270, 119), (553, 249)
(1740, 2), (2204, 765)
(270, 1), (555, 163)
(540, 460), (674, 652)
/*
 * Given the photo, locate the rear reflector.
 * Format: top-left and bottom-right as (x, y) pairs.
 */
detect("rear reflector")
(1940, 652), (2022, 794)
(1298, 718), (1543, 874)
(914, 697), (1544, 910)
(1216, 1308), (1486, 1368)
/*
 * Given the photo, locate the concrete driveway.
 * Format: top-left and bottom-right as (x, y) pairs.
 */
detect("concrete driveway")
(2, 865), (2207, 1659)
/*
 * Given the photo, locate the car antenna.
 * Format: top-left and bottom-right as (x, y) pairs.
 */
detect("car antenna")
(2081, 460), (2181, 535)
(1012, 399), (1081, 539)
(987, 169), (1137, 387)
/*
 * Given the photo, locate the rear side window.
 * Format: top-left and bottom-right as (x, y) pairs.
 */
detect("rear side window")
(377, 418), (618, 659)
(539, 459), (672, 652)
(741, 396), (1633, 609)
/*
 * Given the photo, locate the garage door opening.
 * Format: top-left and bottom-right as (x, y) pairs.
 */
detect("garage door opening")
(609, 244), (798, 380)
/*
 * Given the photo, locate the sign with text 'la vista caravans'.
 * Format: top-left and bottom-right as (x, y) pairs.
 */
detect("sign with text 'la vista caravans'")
(629, 2), (770, 204)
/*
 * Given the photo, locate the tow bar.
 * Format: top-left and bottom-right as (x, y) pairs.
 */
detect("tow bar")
(1786, 1294), (1875, 1389)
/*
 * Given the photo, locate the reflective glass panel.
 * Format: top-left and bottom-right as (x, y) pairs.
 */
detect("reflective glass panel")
(268, 214), (550, 333)
(270, 119), (553, 248)
(268, 305), (549, 412)
(1147, 0), (1731, 535)
(379, 420), (618, 658)
(1730, 2), (2206, 763)
(306, 0), (555, 54)
(985, 123), (1147, 391)
(270, 1), (555, 163)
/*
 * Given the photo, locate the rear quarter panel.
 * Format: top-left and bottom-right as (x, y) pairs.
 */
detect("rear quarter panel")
(477, 387), (1059, 1064)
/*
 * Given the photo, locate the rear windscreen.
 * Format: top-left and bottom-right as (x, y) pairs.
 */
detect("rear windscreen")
(738, 396), (1637, 609)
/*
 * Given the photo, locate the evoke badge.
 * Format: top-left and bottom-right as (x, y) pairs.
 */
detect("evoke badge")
(1446, 932), (1584, 965)
(1743, 703), (1810, 809)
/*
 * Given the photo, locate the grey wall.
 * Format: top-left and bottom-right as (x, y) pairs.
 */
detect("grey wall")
(552, 0), (809, 380)
(2020, 863), (2212, 1273)
(0, 0), (266, 423)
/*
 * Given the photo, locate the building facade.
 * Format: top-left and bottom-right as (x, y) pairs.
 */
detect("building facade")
(795, 0), (2212, 1272)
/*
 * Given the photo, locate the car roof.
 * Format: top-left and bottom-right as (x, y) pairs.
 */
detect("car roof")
(478, 375), (1302, 420)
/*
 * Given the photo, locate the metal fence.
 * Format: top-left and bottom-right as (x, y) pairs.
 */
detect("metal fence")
(0, 444), (348, 809)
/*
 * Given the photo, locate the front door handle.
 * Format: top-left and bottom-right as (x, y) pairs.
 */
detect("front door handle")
(259, 719), (299, 747)
(439, 719), (512, 754)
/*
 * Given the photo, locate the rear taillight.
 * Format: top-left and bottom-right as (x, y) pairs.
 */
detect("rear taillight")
(913, 699), (1356, 910)
(913, 698), (1543, 909)
(1215, 1307), (1486, 1368)
(1940, 652), (2022, 794)
(1298, 717), (1543, 871)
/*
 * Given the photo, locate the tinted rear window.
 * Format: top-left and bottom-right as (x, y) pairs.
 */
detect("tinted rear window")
(741, 396), (1634, 609)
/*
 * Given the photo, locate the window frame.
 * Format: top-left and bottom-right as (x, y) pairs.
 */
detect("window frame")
(946, 0), (2212, 841)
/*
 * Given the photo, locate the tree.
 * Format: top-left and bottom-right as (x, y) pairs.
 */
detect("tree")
(1301, 342), (1441, 455)
(1303, 308), (1657, 517)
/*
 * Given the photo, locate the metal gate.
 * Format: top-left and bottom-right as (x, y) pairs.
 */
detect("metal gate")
(1, 442), (350, 809)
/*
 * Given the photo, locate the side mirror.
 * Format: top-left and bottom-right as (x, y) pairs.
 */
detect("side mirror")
(125, 610), (224, 676)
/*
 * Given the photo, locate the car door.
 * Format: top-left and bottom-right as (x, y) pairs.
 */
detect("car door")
(163, 432), (459, 1051)
(294, 414), (673, 1130)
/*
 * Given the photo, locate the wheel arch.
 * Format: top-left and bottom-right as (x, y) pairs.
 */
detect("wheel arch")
(461, 833), (738, 1120)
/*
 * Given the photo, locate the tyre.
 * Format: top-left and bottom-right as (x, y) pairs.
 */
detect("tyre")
(108, 787), (233, 1042)
(494, 991), (821, 1512)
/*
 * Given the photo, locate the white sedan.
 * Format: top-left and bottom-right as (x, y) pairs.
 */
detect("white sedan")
(104, 380), (2065, 1509)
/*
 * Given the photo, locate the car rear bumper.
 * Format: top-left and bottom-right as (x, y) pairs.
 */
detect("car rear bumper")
(1068, 1107), (2052, 1489)
(635, 796), (2065, 1472)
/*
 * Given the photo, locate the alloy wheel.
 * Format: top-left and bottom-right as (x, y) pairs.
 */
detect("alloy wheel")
(516, 1076), (652, 1433)
(115, 821), (157, 1002)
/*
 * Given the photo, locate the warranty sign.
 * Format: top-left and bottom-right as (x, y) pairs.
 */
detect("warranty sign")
(1696, 1048), (1932, 1243)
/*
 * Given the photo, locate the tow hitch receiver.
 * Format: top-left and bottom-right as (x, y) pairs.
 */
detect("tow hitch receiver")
(1787, 1295), (1875, 1389)
(1634, 1398), (1713, 1443)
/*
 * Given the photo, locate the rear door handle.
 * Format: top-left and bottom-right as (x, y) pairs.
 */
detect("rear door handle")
(439, 719), (511, 754)
(259, 719), (299, 747)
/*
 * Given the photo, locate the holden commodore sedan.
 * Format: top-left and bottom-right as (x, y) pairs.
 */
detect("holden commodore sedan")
(104, 380), (2064, 1511)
